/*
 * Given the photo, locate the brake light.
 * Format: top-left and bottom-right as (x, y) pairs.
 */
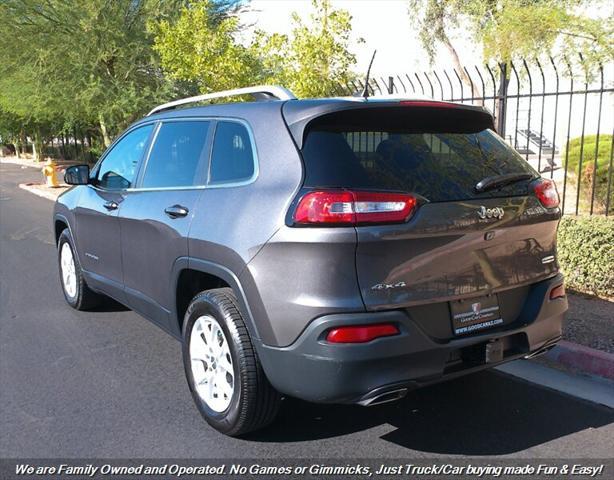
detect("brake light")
(326, 324), (400, 343)
(400, 100), (460, 109)
(293, 190), (417, 225)
(533, 178), (560, 208)
(550, 284), (565, 300)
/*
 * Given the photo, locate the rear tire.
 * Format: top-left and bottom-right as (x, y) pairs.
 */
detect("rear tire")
(182, 288), (281, 436)
(57, 228), (103, 310)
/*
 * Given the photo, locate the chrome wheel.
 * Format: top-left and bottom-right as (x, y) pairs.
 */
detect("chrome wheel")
(60, 242), (77, 299)
(189, 315), (235, 412)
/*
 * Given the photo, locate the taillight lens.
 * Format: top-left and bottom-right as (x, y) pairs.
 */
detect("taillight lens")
(533, 178), (560, 208)
(326, 324), (400, 343)
(293, 190), (417, 225)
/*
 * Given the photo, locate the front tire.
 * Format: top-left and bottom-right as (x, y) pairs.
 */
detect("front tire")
(57, 228), (102, 310)
(182, 288), (281, 436)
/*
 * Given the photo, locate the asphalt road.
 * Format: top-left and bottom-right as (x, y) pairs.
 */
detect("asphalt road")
(1, 162), (612, 459)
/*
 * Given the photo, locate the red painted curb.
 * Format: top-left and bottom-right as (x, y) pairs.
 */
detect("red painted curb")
(543, 340), (614, 380)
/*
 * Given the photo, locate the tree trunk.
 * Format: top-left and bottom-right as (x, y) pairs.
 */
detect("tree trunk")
(18, 131), (27, 157)
(32, 130), (44, 162)
(99, 114), (112, 148)
(440, 31), (484, 104)
(60, 132), (66, 159)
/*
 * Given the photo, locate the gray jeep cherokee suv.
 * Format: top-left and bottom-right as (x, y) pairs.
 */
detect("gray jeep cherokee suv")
(54, 86), (567, 436)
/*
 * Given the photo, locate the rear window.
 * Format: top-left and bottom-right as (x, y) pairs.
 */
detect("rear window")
(141, 121), (210, 188)
(301, 107), (536, 201)
(209, 121), (255, 184)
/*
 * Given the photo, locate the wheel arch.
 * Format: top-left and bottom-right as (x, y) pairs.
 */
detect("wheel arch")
(171, 258), (261, 342)
(53, 214), (71, 245)
(53, 213), (83, 268)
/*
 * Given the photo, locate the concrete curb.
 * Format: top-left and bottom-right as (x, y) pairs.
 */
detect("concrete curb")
(18, 183), (66, 202)
(543, 340), (614, 381)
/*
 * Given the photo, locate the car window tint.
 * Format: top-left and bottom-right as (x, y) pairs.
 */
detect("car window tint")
(301, 107), (536, 202)
(141, 121), (210, 188)
(96, 124), (153, 189)
(209, 121), (255, 184)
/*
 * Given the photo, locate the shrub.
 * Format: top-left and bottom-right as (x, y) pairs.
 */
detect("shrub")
(563, 134), (613, 213)
(557, 215), (614, 298)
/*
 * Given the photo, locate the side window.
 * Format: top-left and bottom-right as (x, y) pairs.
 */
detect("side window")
(95, 124), (153, 189)
(141, 121), (210, 188)
(209, 121), (255, 184)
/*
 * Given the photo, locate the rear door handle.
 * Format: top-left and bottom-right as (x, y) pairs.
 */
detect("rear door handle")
(103, 201), (118, 211)
(164, 205), (189, 218)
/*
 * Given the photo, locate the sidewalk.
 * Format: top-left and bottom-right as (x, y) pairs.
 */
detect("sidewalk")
(18, 182), (68, 201)
(2, 155), (70, 200)
(0, 155), (44, 169)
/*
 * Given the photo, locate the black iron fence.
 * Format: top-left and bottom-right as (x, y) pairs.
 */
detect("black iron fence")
(336, 57), (614, 216)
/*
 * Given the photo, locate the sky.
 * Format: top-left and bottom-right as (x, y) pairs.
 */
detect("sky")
(242, 1), (613, 140)
(243, 0), (611, 75)
(243, 0), (478, 74)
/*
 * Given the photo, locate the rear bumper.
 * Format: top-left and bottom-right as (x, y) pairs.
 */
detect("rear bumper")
(256, 274), (566, 404)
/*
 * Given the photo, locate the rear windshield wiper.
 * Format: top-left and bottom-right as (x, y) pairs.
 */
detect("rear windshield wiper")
(475, 173), (534, 193)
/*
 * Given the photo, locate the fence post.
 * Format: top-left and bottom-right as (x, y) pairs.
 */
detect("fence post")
(388, 76), (394, 94)
(496, 63), (508, 137)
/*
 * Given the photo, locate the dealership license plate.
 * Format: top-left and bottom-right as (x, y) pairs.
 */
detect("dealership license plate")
(450, 295), (503, 335)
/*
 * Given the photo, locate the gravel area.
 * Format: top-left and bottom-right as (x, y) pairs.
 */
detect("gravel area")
(564, 293), (613, 354)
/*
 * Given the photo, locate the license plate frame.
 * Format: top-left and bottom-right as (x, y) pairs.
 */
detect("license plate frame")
(450, 294), (503, 335)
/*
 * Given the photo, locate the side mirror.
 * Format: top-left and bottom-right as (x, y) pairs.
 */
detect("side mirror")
(64, 164), (90, 185)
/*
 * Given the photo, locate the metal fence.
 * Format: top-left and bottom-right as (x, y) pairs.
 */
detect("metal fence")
(336, 57), (614, 216)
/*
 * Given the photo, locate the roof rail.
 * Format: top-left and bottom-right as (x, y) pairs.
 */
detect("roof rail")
(147, 85), (296, 116)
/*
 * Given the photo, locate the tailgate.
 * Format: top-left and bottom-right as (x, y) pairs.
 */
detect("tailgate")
(356, 195), (560, 310)
(292, 101), (562, 327)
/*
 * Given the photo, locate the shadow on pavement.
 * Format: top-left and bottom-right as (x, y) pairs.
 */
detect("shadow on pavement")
(90, 298), (130, 313)
(246, 370), (613, 455)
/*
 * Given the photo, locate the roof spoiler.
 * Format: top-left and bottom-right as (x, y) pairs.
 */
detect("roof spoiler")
(148, 85), (296, 116)
(282, 100), (495, 149)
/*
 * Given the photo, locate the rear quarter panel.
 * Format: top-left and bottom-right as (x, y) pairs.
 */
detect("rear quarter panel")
(187, 103), (307, 343)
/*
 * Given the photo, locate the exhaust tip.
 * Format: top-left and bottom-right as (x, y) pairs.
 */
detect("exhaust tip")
(524, 344), (556, 359)
(358, 388), (408, 407)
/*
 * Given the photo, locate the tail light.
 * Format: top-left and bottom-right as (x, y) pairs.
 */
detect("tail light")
(326, 324), (400, 343)
(533, 178), (560, 208)
(550, 283), (565, 300)
(400, 100), (460, 109)
(293, 190), (417, 225)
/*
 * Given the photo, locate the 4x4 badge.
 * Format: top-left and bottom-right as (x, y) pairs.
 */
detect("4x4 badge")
(477, 206), (504, 220)
(371, 281), (407, 291)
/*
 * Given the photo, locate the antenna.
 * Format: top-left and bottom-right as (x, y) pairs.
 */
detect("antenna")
(360, 50), (377, 98)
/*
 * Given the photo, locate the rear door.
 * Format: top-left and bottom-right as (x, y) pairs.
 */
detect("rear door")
(118, 119), (211, 329)
(298, 105), (560, 326)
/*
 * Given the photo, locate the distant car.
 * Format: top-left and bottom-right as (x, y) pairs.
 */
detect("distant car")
(54, 86), (567, 436)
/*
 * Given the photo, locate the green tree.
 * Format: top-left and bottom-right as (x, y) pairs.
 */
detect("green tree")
(0, 109), (25, 157)
(0, 0), (185, 158)
(153, 0), (261, 93)
(408, 0), (613, 81)
(154, 0), (360, 99)
(255, 0), (360, 98)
